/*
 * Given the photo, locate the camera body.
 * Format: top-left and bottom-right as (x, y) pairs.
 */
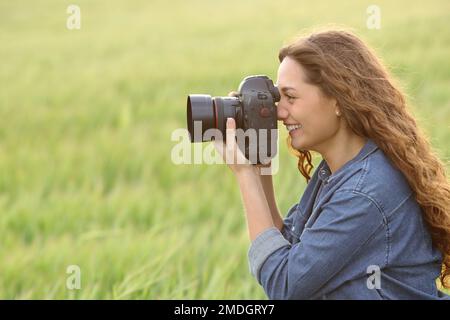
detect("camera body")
(187, 75), (280, 164)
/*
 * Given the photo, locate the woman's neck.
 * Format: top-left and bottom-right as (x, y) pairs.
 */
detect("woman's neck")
(317, 132), (367, 174)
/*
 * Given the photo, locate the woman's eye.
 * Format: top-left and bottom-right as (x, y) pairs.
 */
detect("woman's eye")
(286, 95), (295, 102)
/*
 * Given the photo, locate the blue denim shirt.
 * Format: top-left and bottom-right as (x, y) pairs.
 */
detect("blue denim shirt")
(248, 138), (450, 299)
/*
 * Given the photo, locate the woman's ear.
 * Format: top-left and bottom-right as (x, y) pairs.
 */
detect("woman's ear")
(332, 99), (341, 116)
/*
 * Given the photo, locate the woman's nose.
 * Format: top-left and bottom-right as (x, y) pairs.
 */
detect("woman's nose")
(277, 102), (289, 121)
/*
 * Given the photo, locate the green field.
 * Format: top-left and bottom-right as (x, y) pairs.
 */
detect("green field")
(0, 0), (449, 299)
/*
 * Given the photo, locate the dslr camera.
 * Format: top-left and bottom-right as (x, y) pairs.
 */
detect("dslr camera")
(186, 75), (280, 165)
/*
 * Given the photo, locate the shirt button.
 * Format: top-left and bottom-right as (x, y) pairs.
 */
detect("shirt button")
(291, 226), (295, 232)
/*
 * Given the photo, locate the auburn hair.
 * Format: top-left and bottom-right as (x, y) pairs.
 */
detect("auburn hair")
(279, 28), (450, 289)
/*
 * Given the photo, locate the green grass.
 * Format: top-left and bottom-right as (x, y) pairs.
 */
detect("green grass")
(0, 0), (449, 299)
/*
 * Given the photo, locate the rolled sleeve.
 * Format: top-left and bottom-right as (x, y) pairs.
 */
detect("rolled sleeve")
(248, 227), (291, 279)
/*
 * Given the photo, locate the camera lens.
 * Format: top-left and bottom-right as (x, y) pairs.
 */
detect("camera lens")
(187, 95), (215, 142)
(187, 95), (240, 142)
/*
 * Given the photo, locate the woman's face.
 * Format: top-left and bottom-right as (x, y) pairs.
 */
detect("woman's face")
(276, 56), (341, 152)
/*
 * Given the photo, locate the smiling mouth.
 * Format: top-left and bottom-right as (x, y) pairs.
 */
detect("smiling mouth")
(285, 124), (303, 132)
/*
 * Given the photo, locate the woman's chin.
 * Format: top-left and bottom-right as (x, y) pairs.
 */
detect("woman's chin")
(291, 136), (314, 153)
(291, 138), (305, 152)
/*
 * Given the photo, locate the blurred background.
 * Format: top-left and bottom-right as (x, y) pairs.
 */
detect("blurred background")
(0, 0), (449, 299)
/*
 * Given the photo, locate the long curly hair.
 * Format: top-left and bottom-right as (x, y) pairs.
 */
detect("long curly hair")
(279, 29), (450, 288)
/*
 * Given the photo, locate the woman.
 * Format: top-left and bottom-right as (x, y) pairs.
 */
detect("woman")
(214, 29), (450, 299)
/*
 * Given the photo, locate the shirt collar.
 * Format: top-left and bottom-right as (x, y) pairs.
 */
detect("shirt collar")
(318, 138), (379, 183)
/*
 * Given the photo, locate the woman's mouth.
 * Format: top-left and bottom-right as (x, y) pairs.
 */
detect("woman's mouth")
(285, 124), (303, 136)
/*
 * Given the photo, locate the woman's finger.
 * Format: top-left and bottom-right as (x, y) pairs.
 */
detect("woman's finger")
(225, 118), (236, 164)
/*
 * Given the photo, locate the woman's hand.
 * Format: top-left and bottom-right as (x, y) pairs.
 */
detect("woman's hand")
(213, 117), (254, 177)
(213, 93), (280, 242)
(213, 114), (276, 241)
(213, 92), (272, 178)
